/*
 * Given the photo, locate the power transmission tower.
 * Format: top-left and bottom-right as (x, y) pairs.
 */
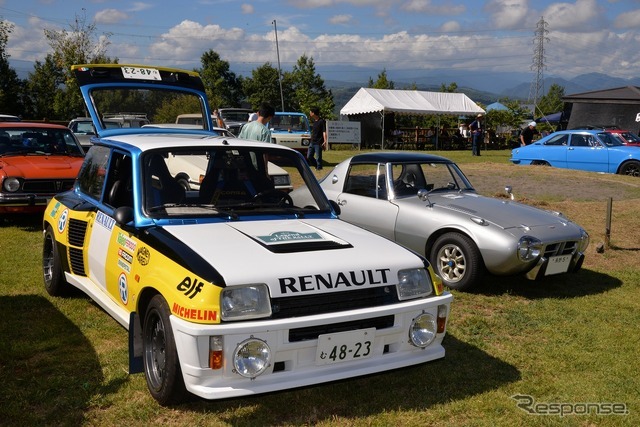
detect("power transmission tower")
(528, 16), (549, 113)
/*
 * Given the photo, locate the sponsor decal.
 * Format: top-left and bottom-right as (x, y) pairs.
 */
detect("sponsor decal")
(116, 232), (137, 252)
(136, 247), (150, 266)
(118, 248), (133, 264)
(57, 208), (69, 233)
(96, 211), (115, 231)
(117, 258), (131, 273)
(49, 201), (61, 218)
(279, 268), (391, 294)
(177, 277), (204, 299)
(172, 302), (217, 321)
(258, 230), (323, 244)
(118, 273), (128, 305)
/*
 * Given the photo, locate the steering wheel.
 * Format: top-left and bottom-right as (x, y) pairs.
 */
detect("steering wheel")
(252, 189), (293, 206)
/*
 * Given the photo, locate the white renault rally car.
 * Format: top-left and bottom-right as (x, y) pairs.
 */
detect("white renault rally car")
(42, 64), (453, 405)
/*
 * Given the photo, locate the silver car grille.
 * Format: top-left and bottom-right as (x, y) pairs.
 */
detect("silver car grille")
(543, 241), (578, 257)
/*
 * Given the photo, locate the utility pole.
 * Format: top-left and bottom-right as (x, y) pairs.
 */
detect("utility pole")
(272, 20), (285, 112)
(528, 16), (549, 115)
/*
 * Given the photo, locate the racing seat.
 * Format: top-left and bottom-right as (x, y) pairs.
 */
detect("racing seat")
(145, 153), (185, 208)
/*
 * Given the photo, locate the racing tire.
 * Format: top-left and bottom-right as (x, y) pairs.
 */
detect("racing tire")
(430, 232), (484, 291)
(143, 294), (188, 406)
(42, 225), (69, 296)
(619, 160), (640, 177)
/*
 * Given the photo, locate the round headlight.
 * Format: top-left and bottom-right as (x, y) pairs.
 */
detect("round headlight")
(233, 338), (271, 378)
(3, 177), (20, 192)
(517, 236), (542, 261)
(409, 313), (437, 348)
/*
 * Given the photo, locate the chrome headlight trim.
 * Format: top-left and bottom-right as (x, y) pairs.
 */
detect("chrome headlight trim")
(233, 338), (271, 378)
(221, 284), (271, 321)
(409, 313), (437, 348)
(517, 236), (543, 261)
(3, 177), (21, 192)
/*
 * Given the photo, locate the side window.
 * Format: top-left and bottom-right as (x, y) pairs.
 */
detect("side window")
(77, 145), (111, 200)
(104, 152), (133, 209)
(344, 163), (387, 199)
(545, 134), (568, 146)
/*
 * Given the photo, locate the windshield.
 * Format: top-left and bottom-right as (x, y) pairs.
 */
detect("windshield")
(597, 132), (625, 147)
(89, 87), (208, 130)
(220, 111), (251, 122)
(270, 114), (310, 132)
(142, 146), (330, 218)
(0, 128), (84, 156)
(619, 131), (640, 143)
(390, 161), (474, 198)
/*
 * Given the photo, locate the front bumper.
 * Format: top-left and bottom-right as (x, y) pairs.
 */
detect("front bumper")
(525, 251), (586, 280)
(170, 293), (453, 400)
(0, 193), (50, 211)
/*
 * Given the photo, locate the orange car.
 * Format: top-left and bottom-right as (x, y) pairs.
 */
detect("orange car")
(0, 122), (84, 214)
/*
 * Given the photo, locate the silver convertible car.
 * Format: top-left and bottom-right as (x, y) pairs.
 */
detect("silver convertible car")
(296, 152), (590, 291)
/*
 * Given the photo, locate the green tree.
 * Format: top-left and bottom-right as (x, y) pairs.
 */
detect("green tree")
(368, 69), (394, 89)
(197, 50), (243, 109)
(242, 63), (286, 110)
(43, 11), (114, 120)
(284, 54), (335, 119)
(0, 18), (24, 116)
(25, 55), (65, 120)
(537, 83), (565, 116)
(439, 82), (458, 93)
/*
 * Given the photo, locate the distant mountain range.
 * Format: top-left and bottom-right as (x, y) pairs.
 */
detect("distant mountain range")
(322, 66), (640, 116)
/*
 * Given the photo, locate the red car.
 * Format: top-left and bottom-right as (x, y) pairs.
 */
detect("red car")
(0, 122), (84, 214)
(605, 129), (640, 146)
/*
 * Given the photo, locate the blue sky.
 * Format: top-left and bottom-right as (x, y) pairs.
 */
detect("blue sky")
(2, 0), (640, 84)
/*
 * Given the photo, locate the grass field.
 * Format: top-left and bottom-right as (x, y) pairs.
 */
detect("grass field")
(1, 149), (639, 426)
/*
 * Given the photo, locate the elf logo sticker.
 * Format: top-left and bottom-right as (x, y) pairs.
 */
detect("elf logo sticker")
(57, 209), (69, 233)
(177, 277), (204, 299)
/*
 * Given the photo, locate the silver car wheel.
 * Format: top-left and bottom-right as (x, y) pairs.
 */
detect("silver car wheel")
(437, 243), (466, 283)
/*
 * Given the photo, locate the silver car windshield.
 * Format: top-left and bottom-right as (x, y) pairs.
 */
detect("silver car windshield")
(390, 162), (474, 198)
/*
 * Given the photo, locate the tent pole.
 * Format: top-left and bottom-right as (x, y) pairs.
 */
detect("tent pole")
(436, 116), (440, 150)
(381, 111), (385, 150)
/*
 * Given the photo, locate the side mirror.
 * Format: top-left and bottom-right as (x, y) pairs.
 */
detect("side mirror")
(329, 199), (341, 216)
(114, 206), (134, 226)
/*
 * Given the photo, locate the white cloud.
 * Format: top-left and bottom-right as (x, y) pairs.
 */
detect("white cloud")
(613, 8), (640, 29)
(543, 0), (600, 31)
(129, 2), (154, 12)
(241, 4), (255, 14)
(94, 9), (129, 25)
(485, 0), (529, 30)
(440, 20), (461, 32)
(402, 0), (466, 15)
(329, 14), (353, 25)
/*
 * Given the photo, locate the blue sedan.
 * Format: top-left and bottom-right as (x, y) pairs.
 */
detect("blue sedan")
(510, 130), (640, 177)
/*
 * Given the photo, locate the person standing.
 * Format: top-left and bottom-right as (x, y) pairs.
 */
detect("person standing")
(469, 114), (484, 156)
(238, 103), (275, 142)
(308, 107), (327, 170)
(520, 122), (538, 146)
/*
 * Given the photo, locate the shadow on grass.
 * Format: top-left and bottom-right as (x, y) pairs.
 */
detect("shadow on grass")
(180, 334), (519, 425)
(0, 295), (124, 425)
(0, 213), (42, 231)
(472, 268), (622, 299)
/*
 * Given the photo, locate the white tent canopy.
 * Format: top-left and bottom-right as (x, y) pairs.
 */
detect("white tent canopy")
(340, 88), (485, 116)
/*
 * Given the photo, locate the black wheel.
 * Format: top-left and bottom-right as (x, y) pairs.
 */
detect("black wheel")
(253, 189), (293, 206)
(531, 160), (549, 166)
(143, 294), (188, 405)
(430, 232), (484, 291)
(43, 226), (68, 296)
(176, 177), (191, 191)
(619, 160), (640, 177)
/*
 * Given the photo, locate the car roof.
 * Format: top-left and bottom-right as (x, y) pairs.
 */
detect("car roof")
(0, 121), (70, 130)
(92, 133), (297, 154)
(350, 152), (454, 164)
